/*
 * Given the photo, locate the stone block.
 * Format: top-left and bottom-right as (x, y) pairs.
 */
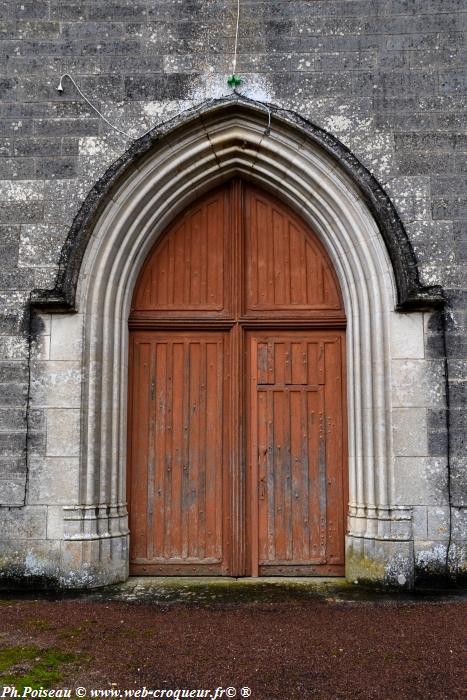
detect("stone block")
(87, 1), (148, 21)
(394, 456), (448, 506)
(30, 334), (50, 362)
(427, 430), (448, 457)
(0, 336), (28, 360)
(46, 408), (80, 457)
(346, 535), (414, 588)
(50, 2), (87, 21)
(0, 505), (47, 539)
(50, 314), (83, 361)
(0, 432), (26, 456)
(125, 74), (198, 101)
(391, 360), (445, 408)
(387, 32), (464, 51)
(0, 408), (26, 430)
(427, 506), (450, 540)
(33, 118), (100, 138)
(35, 156), (77, 180)
(0, 384), (28, 411)
(0, 201), (44, 224)
(0, 539), (62, 587)
(392, 408), (428, 456)
(432, 196), (467, 220)
(0, 78), (16, 101)
(451, 507), (467, 540)
(439, 69), (467, 94)
(28, 455), (79, 505)
(30, 360), (82, 408)
(46, 505), (64, 539)
(397, 152), (456, 175)
(0, 478), (25, 504)
(352, 70), (436, 96)
(13, 1), (49, 19)
(390, 312), (424, 359)
(0, 156), (35, 179)
(412, 505), (428, 539)
(0, 361), (28, 383)
(16, 21), (60, 39)
(19, 224), (67, 267)
(414, 541), (448, 577)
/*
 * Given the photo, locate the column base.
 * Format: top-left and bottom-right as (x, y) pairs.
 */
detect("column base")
(345, 535), (414, 589)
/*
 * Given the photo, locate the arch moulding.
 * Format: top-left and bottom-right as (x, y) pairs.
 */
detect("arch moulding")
(32, 100), (444, 587)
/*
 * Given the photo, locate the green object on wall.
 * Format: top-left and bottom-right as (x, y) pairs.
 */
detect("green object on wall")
(227, 74), (242, 88)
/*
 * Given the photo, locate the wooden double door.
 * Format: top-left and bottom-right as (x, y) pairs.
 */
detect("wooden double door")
(128, 181), (347, 576)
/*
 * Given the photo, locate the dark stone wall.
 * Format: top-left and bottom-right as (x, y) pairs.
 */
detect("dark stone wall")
(0, 0), (465, 567)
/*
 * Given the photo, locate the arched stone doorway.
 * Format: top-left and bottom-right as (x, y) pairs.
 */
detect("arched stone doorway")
(26, 100), (444, 588)
(127, 180), (347, 576)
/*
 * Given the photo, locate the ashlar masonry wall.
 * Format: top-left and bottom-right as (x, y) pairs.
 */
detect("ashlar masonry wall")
(0, 0), (465, 587)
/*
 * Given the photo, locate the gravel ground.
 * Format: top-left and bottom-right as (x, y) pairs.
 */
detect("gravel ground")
(0, 582), (465, 700)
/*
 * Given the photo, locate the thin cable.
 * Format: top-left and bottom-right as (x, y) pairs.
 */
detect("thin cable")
(57, 74), (272, 142)
(232, 0), (241, 75)
(58, 73), (134, 139)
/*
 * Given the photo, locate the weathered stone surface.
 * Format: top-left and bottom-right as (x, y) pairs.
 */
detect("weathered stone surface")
(0, 0), (464, 589)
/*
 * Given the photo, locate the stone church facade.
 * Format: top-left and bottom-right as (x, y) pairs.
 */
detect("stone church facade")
(0, 0), (465, 589)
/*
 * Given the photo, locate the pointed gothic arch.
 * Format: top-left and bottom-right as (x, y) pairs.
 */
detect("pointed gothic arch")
(32, 99), (445, 587)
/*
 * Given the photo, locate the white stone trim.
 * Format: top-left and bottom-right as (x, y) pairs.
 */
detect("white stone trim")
(39, 107), (433, 585)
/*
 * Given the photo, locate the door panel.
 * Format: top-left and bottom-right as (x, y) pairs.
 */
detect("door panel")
(132, 188), (231, 317)
(248, 332), (345, 576)
(128, 180), (347, 577)
(245, 187), (342, 315)
(128, 331), (230, 574)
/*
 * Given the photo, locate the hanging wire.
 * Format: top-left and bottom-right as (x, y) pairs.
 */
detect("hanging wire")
(57, 73), (134, 139)
(56, 73), (272, 141)
(227, 0), (242, 87)
(232, 0), (241, 75)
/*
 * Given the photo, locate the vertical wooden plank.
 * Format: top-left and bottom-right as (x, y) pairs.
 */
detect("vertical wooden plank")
(305, 241), (318, 305)
(173, 224), (185, 307)
(190, 208), (202, 306)
(153, 341), (167, 559)
(318, 386), (327, 561)
(290, 389), (304, 560)
(164, 342), (174, 558)
(197, 338), (208, 559)
(205, 339), (218, 557)
(259, 199), (271, 306)
(272, 209), (285, 305)
(274, 341), (286, 385)
(168, 228), (175, 306)
(308, 389), (321, 560)
(257, 388), (268, 565)
(289, 223), (306, 304)
(283, 386), (293, 560)
(266, 388), (275, 564)
(187, 340), (200, 558)
(170, 340), (184, 557)
(155, 241), (168, 307)
(273, 389), (286, 561)
(257, 342), (269, 385)
(291, 341), (306, 384)
(199, 204), (208, 306)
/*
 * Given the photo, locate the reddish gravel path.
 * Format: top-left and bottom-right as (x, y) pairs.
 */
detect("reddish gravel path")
(0, 596), (465, 699)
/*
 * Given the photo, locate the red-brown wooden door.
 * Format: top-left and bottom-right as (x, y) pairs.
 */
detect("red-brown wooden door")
(247, 332), (346, 576)
(128, 180), (347, 576)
